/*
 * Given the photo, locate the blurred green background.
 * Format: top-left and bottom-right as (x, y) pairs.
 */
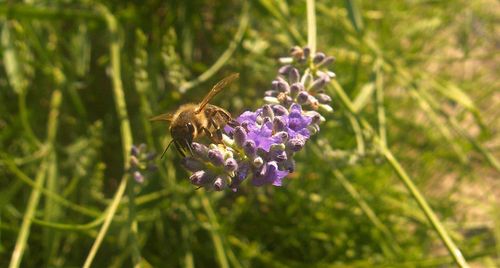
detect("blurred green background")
(1, 0), (499, 267)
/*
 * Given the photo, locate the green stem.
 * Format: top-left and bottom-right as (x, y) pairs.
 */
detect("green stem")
(199, 193), (229, 268)
(9, 162), (48, 268)
(9, 90), (61, 268)
(83, 5), (137, 267)
(328, 81), (470, 268)
(306, 0), (317, 55)
(82, 174), (128, 268)
(0, 3), (100, 20)
(3, 153), (101, 217)
(346, 113), (365, 155)
(374, 59), (387, 148)
(379, 145), (469, 268)
(18, 77), (41, 147)
(333, 170), (402, 256)
(127, 182), (142, 267)
(179, 0), (249, 93)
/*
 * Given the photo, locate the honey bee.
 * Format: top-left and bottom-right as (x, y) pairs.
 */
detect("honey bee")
(151, 73), (239, 158)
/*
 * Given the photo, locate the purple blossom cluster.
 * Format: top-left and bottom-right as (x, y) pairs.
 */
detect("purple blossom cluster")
(129, 144), (156, 183)
(182, 46), (335, 191)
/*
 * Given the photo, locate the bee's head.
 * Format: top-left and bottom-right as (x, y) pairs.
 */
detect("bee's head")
(171, 122), (196, 142)
(170, 122), (196, 156)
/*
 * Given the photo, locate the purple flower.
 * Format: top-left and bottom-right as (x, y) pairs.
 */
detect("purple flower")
(179, 46), (335, 190)
(252, 161), (289, 187)
(129, 143), (156, 184)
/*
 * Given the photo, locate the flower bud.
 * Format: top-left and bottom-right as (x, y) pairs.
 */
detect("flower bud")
(243, 140), (257, 157)
(262, 105), (274, 119)
(181, 157), (205, 172)
(278, 65), (292, 75)
(191, 142), (209, 159)
(208, 149), (224, 166)
(316, 93), (332, 104)
(297, 91), (310, 104)
(276, 80), (290, 93)
(129, 155), (140, 167)
(273, 131), (289, 143)
(308, 95), (320, 109)
(278, 57), (293, 64)
(273, 116), (287, 132)
(265, 90), (278, 97)
(307, 124), (320, 135)
(313, 52), (326, 64)
(270, 143), (286, 151)
(290, 82), (304, 96)
(273, 150), (287, 162)
(272, 105), (289, 116)
(253, 157), (264, 168)
(130, 145), (140, 157)
(224, 158), (238, 172)
(133, 171), (144, 183)
(287, 136), (306, 152)
(289, 68), (300, 83)
(317, 56), (335, 68)
(233, 126), (247, 147)
(263, 96), (280, 104)
(190, 170), (212, 186)
(319, 104), (334, 113)
(309, 77), (327, 91)
(213, 176), (226, 191)
(302, 47), (310, 59)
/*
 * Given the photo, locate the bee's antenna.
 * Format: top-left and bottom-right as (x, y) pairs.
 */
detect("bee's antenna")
(161, 139), (175, 159)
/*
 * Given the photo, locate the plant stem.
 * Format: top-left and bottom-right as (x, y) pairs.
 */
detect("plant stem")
(179, 1), (249, 93)
(328, 80), (470, 268)
(306, 0), (317, 55)
(200, 193), (229, 268)
(9, 90), (61, 268)
(83, 5), (137, 267)
(0, 3), (100, 20)
(379, 145), (470, 268)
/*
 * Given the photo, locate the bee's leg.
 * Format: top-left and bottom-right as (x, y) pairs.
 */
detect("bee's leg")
(207, 118), (225, 144)
(174, 140), (186, 157)
(201, 125), (223, 145)
(185, 139), (194, 156)
(201, 126), (220, 144)
(228, 119), (239, 128)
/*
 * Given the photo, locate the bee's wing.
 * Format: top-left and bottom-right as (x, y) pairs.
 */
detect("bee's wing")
(195, 73), (239, 114)
(150, 113), (173, 122)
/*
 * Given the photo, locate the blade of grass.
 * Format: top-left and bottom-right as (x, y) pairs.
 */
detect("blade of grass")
(2, 22), (41, 147)
(9, 89), (61, 268)
(374, 59), (387, 148)
(347, 113), (365, 155)
(345, 0), (364, 34)
(409, 89), (469, 164)
(333, 170), (402, 257)
(352, 82), (375, 113)
(258, 0), (304, 45)
(199, 192), (229, 268)
(328, 81), (470, 268)
(419, 89), (500, 172)
(179, 0), (249, 93)
(0, 3), (100, 20)
(83, 5), (137, 267)
(3, 154), (101, 217)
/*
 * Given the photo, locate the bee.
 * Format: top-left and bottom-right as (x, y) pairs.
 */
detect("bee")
(151, 73), (239, 158)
